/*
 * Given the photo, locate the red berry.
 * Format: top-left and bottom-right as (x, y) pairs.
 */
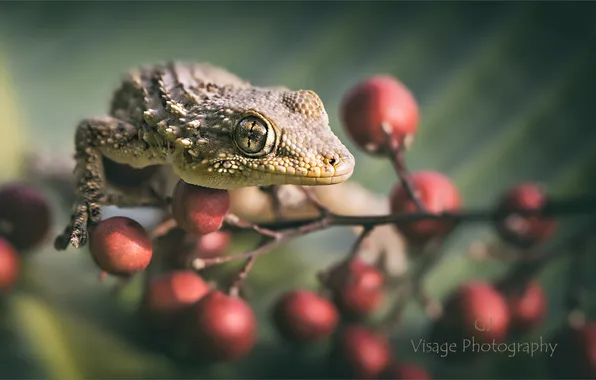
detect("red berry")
(102, 156), (160, 188)
(172, 180), (230, 236)
(0, 182), (52, 251)
(0, 238), (19, 293)
(341, 75), (419, 155)
(504, 281), (547, 332)
(143, 270), (210, 324)
(272, 290), (339, 342)
(195, 231), (231, 259)
(334, 325), (391, 379)
(495, 183), (557, 248)
(189, 290), (257, 361)
(390, 171), (461, 243)
(549, 322), (596, 379)
(380, 363), (432, 379)
(89, 216), (152, 276)
(327, 259), (384, 317)
(436, 282), (510, 344)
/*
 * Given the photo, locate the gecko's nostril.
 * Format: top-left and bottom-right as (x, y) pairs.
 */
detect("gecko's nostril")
(328, 157), (337, 166)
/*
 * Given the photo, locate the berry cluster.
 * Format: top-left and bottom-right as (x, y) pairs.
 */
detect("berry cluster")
(2, 75), (595, 379)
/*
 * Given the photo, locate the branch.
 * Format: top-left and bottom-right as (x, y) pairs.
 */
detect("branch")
(254, 196), (596, 231)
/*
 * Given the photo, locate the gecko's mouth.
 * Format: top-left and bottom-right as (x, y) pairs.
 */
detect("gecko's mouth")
(175, 154), (355, 189)
(250, 156), (355, 186)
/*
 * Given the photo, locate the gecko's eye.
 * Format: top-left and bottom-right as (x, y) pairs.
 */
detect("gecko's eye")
(234, 115), (277, 157)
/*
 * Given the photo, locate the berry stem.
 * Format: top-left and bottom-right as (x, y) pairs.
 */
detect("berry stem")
(381, 122), (427, 212)
(229, 255), (258, 297)
(150, 217), (178, 240)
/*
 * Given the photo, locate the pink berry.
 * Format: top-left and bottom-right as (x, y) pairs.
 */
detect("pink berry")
(90, 216), (152, 276)
(341, 75), (419, 155)
(171, 180), (230, 236)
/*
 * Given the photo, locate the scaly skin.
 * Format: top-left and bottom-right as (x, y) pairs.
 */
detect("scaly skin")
(55, 62), (355, 250)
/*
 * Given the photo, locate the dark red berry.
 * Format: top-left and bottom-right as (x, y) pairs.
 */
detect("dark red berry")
(102, 156), (160, 188)
(143, 270), (210, 324)
(504, 281), (547, 333)
(0, 182), (52, 251)
(0, 238), (19, 293)
(334, 325), (391, 379)
(89, 216), (152, 276)
(327, 259), (384, 317)
(495, 183), (557, 248)
(189, 290), (257, 361)
(172, 180), (230, 236)
(341, 75), (419, 155)
(390, 171), (461, 243)
(195, 231), (231, 259)
(434, 282), (510, 344)
(549, 322), (596, 379)
(380, 363), (432, 379)
(272, 289), (339, 342)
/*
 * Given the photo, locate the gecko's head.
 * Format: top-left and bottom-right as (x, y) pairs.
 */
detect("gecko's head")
(175, 87), (356, 189)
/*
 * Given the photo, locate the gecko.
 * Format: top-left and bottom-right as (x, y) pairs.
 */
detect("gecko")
(54, 62), (356, 250)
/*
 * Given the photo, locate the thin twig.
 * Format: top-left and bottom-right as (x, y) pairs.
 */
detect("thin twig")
(192, 215), (332, 270)
(224, 213), (278, 238)
(150, 217), (178, 240)
(381, 122), (427, 212)
(229, 255), (258, 297)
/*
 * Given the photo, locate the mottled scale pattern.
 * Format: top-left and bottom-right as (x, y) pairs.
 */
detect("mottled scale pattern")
(55, 61), (356, 249)
(105, 62), (355, 189)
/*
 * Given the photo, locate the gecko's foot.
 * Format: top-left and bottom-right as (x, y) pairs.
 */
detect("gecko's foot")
(54, 199), (101, 250)
(54, 226), (89, 250)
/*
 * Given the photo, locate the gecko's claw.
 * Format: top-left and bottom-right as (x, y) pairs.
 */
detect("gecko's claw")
(54, 199), (96, 250)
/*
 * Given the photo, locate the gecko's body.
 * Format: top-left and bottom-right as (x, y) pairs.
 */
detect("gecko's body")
(55, 62), (355, 249)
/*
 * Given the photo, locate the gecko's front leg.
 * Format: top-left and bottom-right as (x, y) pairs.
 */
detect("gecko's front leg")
(54, 117), (154, 250)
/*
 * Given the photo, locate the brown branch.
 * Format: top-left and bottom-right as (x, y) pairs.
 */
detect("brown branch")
(254, 196), (596, 231)
(194, 195), (596, 274)
(192, 217), (331, 270)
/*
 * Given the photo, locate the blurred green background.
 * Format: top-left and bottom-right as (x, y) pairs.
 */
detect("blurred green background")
(1, 1), (596, 379)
